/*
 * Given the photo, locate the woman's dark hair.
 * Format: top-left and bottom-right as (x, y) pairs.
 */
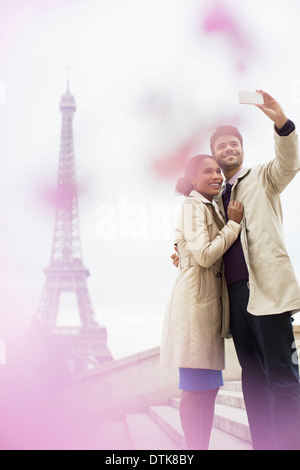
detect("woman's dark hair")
(210, 125), (243, 156)
(175, 154), (215, 197)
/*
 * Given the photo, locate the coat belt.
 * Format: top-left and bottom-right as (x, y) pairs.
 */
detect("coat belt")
(179, 254), (222, 276)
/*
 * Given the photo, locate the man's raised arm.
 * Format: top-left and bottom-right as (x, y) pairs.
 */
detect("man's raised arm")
(255, 90), (300, 193)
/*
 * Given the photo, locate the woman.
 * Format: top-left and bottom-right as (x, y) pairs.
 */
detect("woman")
(160, 154), (243, 450)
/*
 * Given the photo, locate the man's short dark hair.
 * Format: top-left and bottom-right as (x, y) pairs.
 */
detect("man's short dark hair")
(210, 125), (243, 156)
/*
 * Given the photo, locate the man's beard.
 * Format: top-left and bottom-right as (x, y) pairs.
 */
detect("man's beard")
(221, 152), (243, 170)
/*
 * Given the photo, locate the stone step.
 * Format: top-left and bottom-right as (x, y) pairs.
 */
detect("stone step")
(216, 389), (245, 409)
(97, 381), (252, 450)
(213, 403), (251, 443)
(148, 403), (252, 450)
(98, 419), (134, 450)
(148, 404), (187, 449)
(164, 381), (251, 447)
(221, 380), (242, 392)
(169, 388), (245, 411)
(125, 412), (181, 450)
(210, 426), (252, 450)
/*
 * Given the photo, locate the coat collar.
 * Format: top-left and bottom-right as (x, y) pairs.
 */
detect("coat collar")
(189, 189), (225, 228)
(230, 167), (251, 183)
(226, 167), (248, 185)
(214, 167), (251, 204)
(189, 189), (214, 204)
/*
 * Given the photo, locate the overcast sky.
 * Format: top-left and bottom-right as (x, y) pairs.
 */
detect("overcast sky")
(1, 0), (300, 360)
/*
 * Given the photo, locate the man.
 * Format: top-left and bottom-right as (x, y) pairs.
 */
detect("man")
(171, 90), (300, 450)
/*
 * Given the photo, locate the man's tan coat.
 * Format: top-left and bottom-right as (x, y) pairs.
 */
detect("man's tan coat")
(214, 129), (300, 316)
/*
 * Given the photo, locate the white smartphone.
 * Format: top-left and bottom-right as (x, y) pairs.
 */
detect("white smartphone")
(238, 91), (264, 105)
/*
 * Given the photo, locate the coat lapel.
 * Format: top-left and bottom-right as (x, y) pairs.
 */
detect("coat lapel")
(189, 190), (225, 229)
(214, 167), (251, 218)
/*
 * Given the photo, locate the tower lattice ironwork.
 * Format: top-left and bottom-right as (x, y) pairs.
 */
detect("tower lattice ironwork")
(36, 82), (113, 371)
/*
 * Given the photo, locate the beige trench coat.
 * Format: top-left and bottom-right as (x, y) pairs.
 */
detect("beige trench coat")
(214, 129), (300, 316)
(160, 190), (241, 369)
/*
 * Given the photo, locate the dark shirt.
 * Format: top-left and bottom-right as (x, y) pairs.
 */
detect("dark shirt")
(222, 183), (249, 285)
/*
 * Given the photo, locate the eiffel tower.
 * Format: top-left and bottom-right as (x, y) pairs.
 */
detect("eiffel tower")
(35, 82), (113, 372)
